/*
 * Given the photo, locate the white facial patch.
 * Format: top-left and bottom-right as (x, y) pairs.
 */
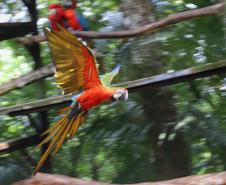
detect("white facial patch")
(113, 89), (128, 101)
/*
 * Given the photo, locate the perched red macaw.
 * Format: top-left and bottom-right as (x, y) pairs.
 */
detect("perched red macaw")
(33, 26), (128, 174)
(48, 0), (89, 31)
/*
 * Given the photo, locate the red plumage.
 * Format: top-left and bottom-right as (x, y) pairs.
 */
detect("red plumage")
(48, 1), (84, 31)
(76, 86), (115, 109)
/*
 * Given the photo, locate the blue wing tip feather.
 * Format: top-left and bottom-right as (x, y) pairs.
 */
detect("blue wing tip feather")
(112, 64), (121, 73)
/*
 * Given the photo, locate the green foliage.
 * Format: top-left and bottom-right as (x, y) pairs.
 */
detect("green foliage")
(1, 0), (226, 184)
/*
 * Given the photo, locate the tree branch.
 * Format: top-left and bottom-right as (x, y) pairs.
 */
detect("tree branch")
(15, 2), (224, 44)
(1, 60), (226, 116)
(13, 172), (226, 185)
(0, 64), (54, 96)
(0, 94), (72, 116)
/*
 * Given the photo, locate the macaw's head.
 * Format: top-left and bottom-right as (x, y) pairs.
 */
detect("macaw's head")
(112, 89), (128, 101)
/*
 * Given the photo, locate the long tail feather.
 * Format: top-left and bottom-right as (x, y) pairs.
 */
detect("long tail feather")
(69, 114), (82, 139)
(33, 120), (68, 175)
(33, 104), (87, 175)
(52, 118), (74, 157)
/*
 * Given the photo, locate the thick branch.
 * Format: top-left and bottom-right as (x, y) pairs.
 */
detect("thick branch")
(1, 60), (226, 116)
(0, 64), (54, 96)
(13, 172), (226, 185)
(0, 94), (72, 116)
(16, 2), (224, 44)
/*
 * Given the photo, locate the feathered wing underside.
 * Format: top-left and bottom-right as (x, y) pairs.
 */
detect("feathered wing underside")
(44, 26), (102, 94)
(33, 105), (87, 175)
(101, 64), (121, 86)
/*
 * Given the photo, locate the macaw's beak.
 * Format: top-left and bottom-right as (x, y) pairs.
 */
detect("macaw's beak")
(113, 89), (128, 101)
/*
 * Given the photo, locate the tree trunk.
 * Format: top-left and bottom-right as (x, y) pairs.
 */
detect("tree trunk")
(119, 0), (191, 181)
(23, 0), (51, 173)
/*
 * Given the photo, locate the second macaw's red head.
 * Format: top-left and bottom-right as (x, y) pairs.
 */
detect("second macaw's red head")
(76, 86), (128, 110)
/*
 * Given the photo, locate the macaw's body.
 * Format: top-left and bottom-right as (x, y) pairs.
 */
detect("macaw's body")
(48, 0), (89, 31)
(33, 26), (128, 175)
(77, 86), (115, 109)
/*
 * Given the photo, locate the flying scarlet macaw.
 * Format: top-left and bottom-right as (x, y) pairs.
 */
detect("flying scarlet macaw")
(33, 26), (128, 174)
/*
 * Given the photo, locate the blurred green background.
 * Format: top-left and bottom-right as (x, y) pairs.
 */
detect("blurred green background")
(1, 0), (226, 184)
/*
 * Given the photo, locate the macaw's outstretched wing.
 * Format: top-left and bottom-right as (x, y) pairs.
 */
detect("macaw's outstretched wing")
(45, 26), (102, 94)
(101, 64), (120, 86)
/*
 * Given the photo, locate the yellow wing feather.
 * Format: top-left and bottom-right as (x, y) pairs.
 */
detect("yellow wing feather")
(45, 26), (101, 94)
